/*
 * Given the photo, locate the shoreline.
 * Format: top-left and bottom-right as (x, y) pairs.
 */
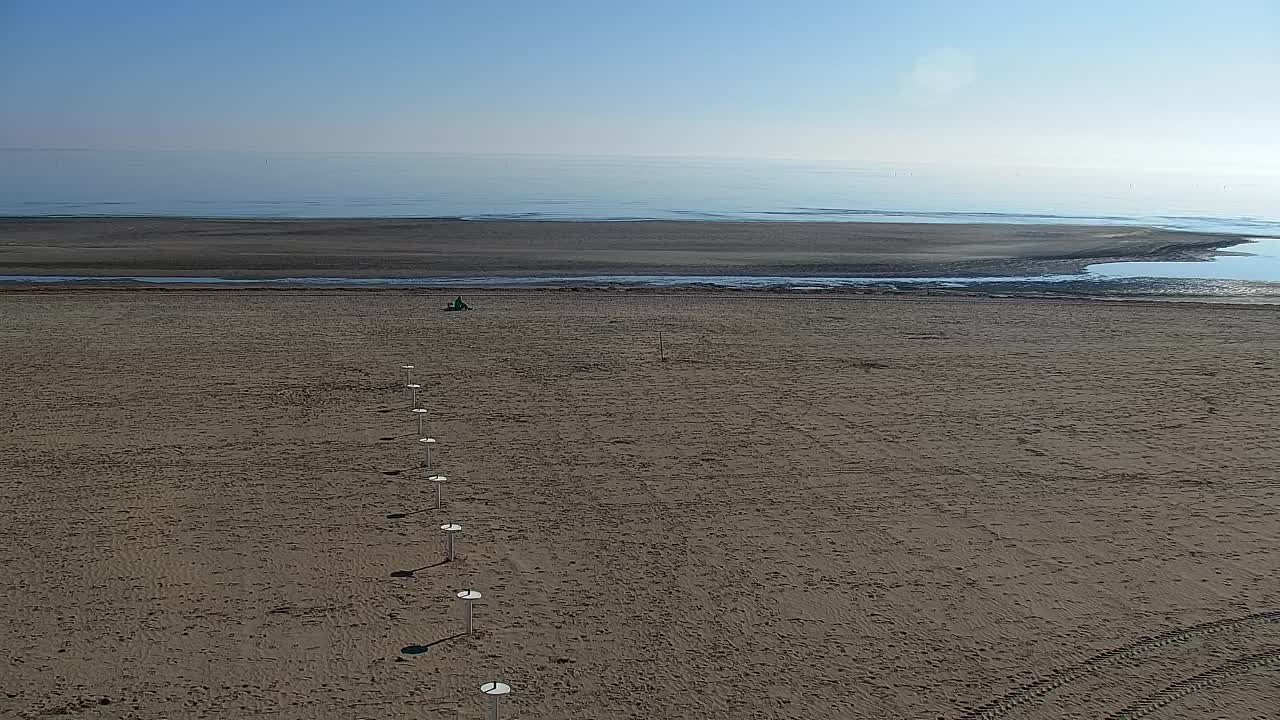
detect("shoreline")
(0, 217), (1247, 280)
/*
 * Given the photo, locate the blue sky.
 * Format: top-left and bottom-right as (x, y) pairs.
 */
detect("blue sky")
(2, 1), (1277, 171)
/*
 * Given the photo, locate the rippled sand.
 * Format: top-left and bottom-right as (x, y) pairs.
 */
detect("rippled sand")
(0, 218), (1242, 279)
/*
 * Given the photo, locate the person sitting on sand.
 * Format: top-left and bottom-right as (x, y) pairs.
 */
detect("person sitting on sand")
(445, 296), (470, 311)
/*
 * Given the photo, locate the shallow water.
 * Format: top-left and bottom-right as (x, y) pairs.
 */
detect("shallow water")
(1085, 238), (1280, 282)
(3, 238), (1278, 293)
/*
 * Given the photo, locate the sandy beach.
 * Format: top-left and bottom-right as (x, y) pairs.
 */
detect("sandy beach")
(0, 219), (1244, 279)
(1, 289), (1276, 719)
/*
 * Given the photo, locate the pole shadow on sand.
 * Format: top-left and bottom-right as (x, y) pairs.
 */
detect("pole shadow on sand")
(385, 508), (433, 520)
(401, 633), (467, 656)
(389, 559), (449, 577)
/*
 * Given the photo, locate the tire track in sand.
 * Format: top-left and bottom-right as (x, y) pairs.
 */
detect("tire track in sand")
(1102, 646), (1280, 720)
(957, 610), (1280, 720)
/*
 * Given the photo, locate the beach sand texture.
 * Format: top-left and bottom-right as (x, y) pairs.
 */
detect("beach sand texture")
(1, 291), (1277, 719)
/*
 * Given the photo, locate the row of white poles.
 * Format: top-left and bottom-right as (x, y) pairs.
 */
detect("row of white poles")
(399, 364), (512, 719)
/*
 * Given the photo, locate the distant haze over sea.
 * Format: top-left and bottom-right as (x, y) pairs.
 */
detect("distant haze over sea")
(3, 149), (1278, 236)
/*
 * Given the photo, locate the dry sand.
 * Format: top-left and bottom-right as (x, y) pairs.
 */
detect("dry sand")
(0, 218), (1243, 278)
(1, 290), (1277, 720)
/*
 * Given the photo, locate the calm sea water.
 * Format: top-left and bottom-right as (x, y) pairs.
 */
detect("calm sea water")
(4, 149), (1278, 228)
(3, 149), (1279, 289)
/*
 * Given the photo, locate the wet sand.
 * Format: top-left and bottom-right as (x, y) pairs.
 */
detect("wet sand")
(1, 290), (1277, 719)
(0, 218), (1243, 279)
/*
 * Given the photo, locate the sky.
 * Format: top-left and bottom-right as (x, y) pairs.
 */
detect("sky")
(2, 1), (1278, 173)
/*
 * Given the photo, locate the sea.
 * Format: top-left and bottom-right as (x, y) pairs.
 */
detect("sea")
(3, 149), (1279, 296)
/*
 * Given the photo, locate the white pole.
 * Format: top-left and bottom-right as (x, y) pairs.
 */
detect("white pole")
(456, 589), (481, 634)
(429, 474), (446, 509)
(480, 682), (510, 720)
(419, 436), (436, 469)
(401, 365), (414, 386)
(441, 523), (461, 562)
(407, 383), (421, 408)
